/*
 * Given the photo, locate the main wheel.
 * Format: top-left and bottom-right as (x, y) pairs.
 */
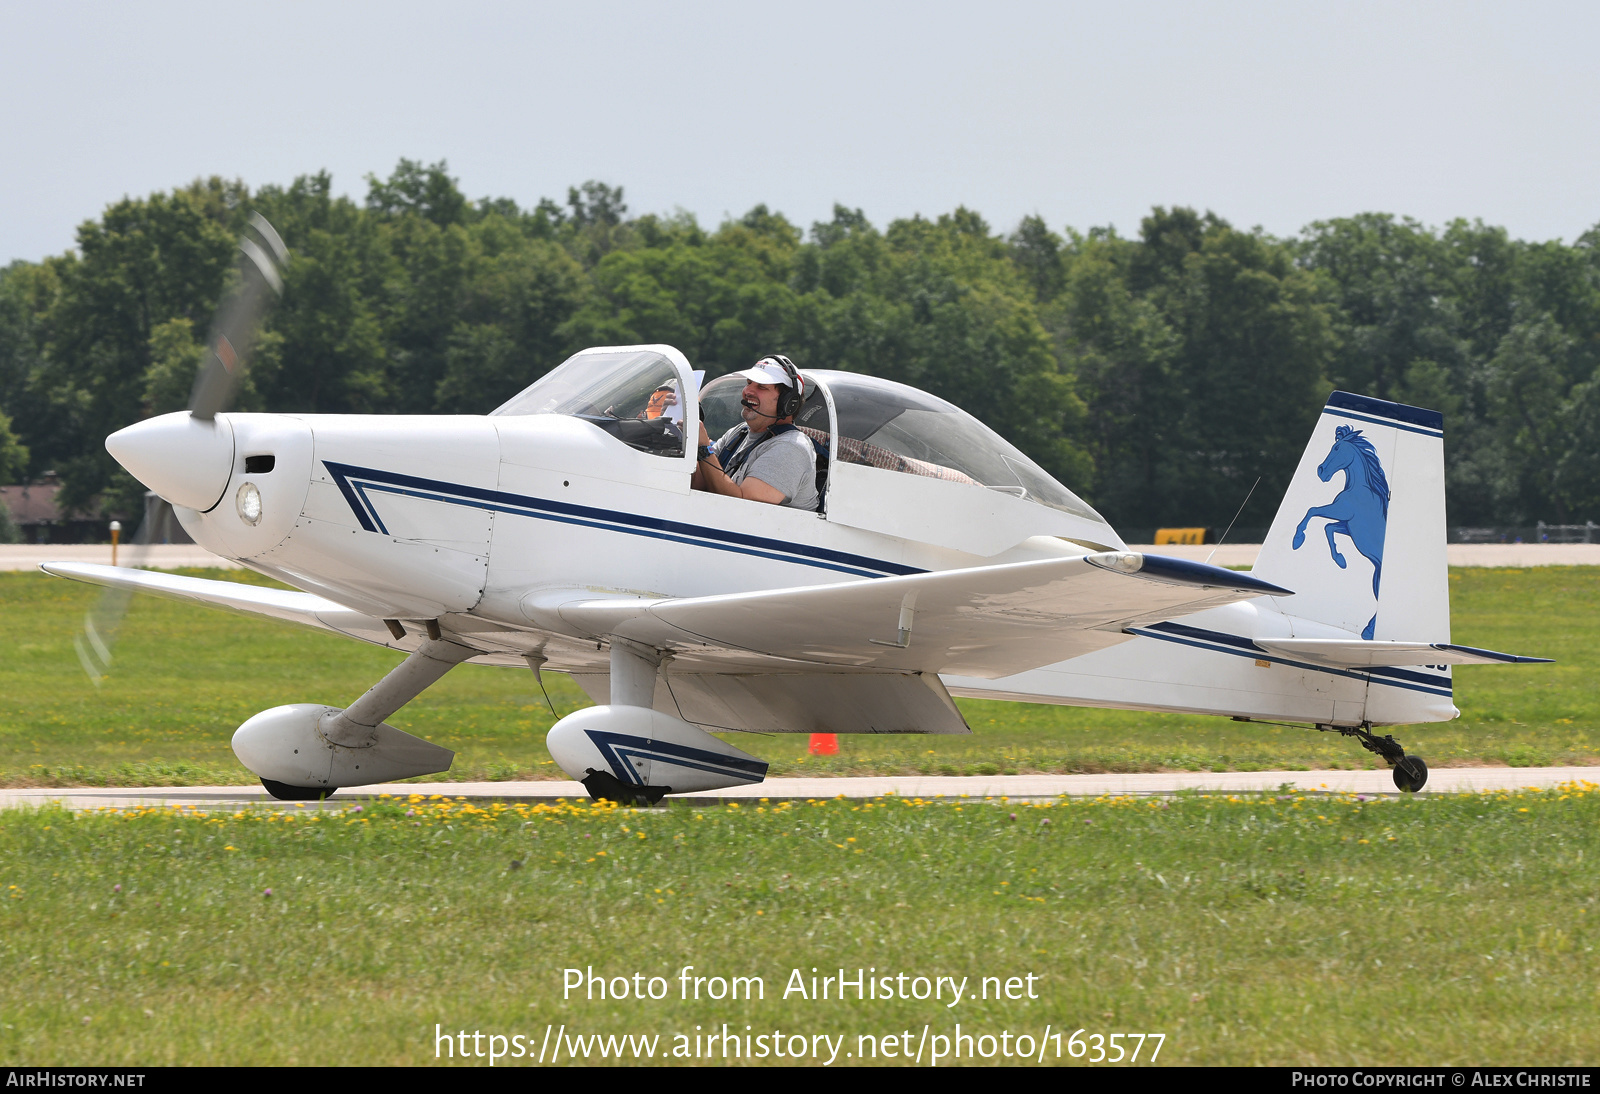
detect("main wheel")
(580, 769), (668, 806)
(260, 778), (338, 801)
(1392, 756), (1428, 793)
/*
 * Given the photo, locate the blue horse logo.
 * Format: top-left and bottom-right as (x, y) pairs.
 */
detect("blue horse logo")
(1291, 424), (1390, 640)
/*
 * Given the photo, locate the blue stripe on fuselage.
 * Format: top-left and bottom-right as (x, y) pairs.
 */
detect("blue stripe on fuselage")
(321, 461), (923, 579)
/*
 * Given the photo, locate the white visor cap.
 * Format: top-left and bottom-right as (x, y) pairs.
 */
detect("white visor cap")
(733, 359), (798, 388)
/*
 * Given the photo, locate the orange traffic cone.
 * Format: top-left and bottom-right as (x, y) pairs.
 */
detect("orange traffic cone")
(809, 733), (838, 755)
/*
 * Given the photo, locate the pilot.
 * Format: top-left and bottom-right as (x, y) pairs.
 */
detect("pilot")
(692, 355), (820, 511)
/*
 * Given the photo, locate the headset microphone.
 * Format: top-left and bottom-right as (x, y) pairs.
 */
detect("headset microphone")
(741, 396), (780, 421)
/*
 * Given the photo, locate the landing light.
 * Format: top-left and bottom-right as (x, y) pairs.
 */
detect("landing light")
(236, 482), (262, 525)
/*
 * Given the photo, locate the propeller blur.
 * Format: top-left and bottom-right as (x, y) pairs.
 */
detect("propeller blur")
(70, 214), (288, 686)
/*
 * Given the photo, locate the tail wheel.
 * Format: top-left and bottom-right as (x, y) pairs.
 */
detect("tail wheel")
(1392, 756), (1429, 793)
(260, 778), (338, 801)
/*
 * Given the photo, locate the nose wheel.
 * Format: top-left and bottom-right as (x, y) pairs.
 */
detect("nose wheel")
(260, 778), (338, 801)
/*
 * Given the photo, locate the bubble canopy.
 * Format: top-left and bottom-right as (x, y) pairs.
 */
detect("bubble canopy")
(495, 348), (1101, 523)
(703, 369), (1101, 521)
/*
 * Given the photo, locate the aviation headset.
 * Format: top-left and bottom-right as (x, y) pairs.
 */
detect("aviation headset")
(758, 354), (805, 420)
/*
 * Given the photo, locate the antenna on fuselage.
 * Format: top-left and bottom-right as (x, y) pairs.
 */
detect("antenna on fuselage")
(1205, 476), (1261, 566)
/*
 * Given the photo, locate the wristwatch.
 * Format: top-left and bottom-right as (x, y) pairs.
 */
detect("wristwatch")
(699, 444), (718, 463)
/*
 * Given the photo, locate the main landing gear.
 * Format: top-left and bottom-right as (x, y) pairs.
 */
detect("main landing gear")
(1320, 722), (1429, 792)
(544, 639), (769, 803)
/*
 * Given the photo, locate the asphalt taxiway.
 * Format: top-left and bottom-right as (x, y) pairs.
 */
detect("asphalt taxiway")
(3, 766), (1595, 811)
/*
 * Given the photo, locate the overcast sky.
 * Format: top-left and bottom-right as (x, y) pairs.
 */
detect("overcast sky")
(2, 1), (1596, 264)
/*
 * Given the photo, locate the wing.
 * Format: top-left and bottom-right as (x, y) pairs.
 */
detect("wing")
(538, 551), (1292, 679)
(41, 562), (394, 643)
(40, 562), (613, 671)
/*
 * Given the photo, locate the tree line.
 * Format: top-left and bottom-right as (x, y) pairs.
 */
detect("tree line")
(1, 159), (1596, 534)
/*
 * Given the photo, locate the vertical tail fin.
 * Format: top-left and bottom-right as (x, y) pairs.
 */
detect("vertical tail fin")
(1253, 392), (1449, 642)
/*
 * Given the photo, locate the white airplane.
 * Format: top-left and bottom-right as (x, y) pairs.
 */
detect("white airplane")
(41, 229), (1547, 801)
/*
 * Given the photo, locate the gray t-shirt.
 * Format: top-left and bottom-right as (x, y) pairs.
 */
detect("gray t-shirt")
(714, 425), (820, 511)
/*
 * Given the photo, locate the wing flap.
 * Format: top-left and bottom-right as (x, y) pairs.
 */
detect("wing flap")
(553, 551), (1291, 679)
(571, 670), (972, 735)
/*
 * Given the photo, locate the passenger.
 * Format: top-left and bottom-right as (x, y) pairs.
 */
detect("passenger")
(692, 355), (819, 511)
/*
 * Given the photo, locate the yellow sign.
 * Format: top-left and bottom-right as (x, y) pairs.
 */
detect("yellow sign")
(1154, 527), (1210, 545)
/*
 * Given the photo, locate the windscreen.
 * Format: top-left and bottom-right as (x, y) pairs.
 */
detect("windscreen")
(492, 349), (685, 457)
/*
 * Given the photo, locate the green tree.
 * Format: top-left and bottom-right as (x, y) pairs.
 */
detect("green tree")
(1296, 214), (1469, 402)
(251, 173), (391, 414)
(1484, 312), (1600, 523)
(1008, 215), (1066, 303)
(365, 159), (468, 228)
(36, 181), (243, 513)
(433, 216), (588, 412)
(1061, 209), (1333, 528)
(562, 208), (803, 378)
(0, 260), (58, 480)
(1166, 216), (1335, 526)
(1045, 228), (1181, 527)
(793, 207), (1094, 492)
(9, 161), (1597, 531)
(0, 410), (27, 484)
(141, 317), (208, 415)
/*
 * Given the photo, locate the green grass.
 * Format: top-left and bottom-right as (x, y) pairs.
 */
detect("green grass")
(1, 567), (1596, 787)
(1, 785), (1596, 1065)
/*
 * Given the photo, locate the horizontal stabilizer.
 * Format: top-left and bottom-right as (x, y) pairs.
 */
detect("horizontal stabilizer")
(543, 551), (1291, 679)
(1253, 638), (1552, 668)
